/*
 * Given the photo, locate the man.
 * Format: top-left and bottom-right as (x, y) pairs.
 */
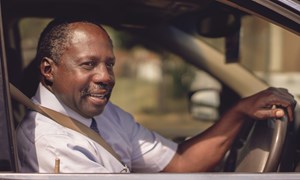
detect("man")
(17, 18), (296, 173)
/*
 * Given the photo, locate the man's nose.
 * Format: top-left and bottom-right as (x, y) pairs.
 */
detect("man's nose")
(93, 64), (114, 83)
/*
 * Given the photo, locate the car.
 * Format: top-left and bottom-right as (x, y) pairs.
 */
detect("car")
(0, 0), (300, 179)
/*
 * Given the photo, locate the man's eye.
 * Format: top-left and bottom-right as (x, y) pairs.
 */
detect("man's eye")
(107, 62), (115, 68)
(82, 61), (95, 69)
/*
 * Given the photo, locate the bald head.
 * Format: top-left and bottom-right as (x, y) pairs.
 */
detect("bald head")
(36, 18), (113, 64)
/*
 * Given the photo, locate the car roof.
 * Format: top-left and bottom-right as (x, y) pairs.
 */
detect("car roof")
(4, 0), (299, 36)
(4, 0), (211, 26)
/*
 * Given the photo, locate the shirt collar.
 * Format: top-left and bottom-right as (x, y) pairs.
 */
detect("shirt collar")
(32, 83), (92, 127)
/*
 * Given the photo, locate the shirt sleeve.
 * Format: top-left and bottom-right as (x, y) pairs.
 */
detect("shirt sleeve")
(129, 122), (178, 172)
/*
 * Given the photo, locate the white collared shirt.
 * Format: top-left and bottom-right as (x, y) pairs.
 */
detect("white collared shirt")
(17, 83), (177, 173)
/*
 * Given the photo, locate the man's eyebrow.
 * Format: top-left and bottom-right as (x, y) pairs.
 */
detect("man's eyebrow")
(106, 56), (116, 62)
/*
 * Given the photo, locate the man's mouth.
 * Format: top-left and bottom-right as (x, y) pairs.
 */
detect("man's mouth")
(84, 92), (110, 106)
(81, 85), (112, 105)
(88, 93), (109, 99)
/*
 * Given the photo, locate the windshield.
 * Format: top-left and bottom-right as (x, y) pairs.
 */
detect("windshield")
(197, 14), (300, 97)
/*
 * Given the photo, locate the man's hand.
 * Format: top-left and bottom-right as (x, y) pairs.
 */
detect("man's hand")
(164, 87), (297, 173)
(236, 87), (297, 122)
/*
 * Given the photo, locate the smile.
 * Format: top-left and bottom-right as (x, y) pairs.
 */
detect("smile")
(83, 90), (111, 105)
(89, 93), (107, 99)
(85, 94), (108, 106)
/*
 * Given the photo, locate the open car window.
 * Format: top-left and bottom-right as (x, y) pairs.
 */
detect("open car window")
(18, 17), (218, 142)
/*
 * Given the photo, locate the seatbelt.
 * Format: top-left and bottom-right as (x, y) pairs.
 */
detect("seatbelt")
(9, 83), (123, 164)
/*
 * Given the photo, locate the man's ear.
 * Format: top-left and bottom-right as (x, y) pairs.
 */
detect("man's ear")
(40, 57), (55, 83)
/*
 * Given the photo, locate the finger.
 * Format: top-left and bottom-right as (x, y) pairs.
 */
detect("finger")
(267, 87), (295, 105)
(286, 104), (295, 122)
(276, 109), (285, 118)
(273, 98), (296, 122)
(277, 88), (295, 100)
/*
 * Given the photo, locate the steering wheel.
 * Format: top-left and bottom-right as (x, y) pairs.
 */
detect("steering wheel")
(231, 114), (288, 172)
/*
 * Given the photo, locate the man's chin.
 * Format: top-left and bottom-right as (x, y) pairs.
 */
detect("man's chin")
(79, 100), (108, 118)
(83, 108), (105, 118)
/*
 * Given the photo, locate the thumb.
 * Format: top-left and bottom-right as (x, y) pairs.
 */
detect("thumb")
(253, 109), (285, 120)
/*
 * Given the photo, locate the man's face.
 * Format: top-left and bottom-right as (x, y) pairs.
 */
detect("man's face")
(50, 23), (115, 118)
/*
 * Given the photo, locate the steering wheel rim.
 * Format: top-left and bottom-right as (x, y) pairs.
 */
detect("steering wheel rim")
(234, 115), (288, 172)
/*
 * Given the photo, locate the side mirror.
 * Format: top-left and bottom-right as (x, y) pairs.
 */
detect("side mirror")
(188, 88), (220, 121)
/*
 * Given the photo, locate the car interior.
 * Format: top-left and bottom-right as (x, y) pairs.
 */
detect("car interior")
(0, 0), (300, 176)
